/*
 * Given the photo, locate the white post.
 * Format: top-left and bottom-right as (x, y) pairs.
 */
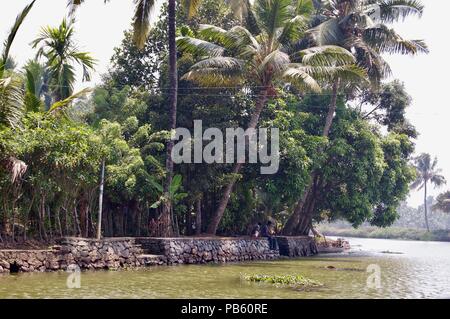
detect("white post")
(97, 158), (105, 240)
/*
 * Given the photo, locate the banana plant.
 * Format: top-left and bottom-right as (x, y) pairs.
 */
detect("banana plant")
(150, 174), (188, 209)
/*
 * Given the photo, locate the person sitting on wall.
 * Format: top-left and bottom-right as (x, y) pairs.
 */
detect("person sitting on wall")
(261, 221), (278, 250)
(251, 222), (261, 238)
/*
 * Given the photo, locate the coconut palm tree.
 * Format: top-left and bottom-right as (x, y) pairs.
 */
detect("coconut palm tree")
(309, 0), (427, 87)
(178, 0), (367, 234)
(283, 0), (429, 235)
(31, 19), (96, 103)
(411, 153), (447, 232)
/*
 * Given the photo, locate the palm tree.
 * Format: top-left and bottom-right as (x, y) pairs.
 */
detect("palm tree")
(283, 0), (429, 235)
(31, 19), (96, 103)
(178, 0), (367, 234)
(411, 153), (447, 232)
(310, 0), (427, 87)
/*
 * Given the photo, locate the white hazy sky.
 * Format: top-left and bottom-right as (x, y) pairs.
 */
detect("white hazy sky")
(1, 0), (448, 208)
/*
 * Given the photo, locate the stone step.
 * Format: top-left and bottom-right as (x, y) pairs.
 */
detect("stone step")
(137, 254), (166, 266)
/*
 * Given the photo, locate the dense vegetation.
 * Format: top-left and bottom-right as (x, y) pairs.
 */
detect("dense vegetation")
(1, 0), (442, 243)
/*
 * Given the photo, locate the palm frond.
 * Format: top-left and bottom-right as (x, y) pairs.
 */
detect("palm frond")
(0, 77), (24, 128)
(132, 0), (156, 49)
(258, 50), (290, 76)
(24, 69), (44, 113)
(296, 0), (315, 16)
(70, 51), (96, 81)
(373, 0), (424, 23)
(278, 15), (309, 46)
(228, 26), (261, 51)
(1, 0), (36, 77)
(410, 176), (423, 190)
(298, 45), (356, 66)
(363, 25), (428, 55)
(282, 65), (322, 93)
(177, 37), (226, 57)
(182, 57), (245, 87)
(349, 36), (392, 84)
(254, 0), (293, 38)
(327, 64), (369, 84)
(431, 174), (447, 188)
(47, 88), (91, 115)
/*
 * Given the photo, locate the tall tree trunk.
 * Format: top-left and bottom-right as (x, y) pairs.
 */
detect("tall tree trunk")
(73, 204), (81, 237)
(196, 197), (202, 236)
(56, 208), (63, 238)
(47, 205), (53, 240)
(282, 185), (312, 235)
(282, 80), (339, 235)
(97, 158), (105, 240)
(39, 196), (48, 241)
(206, 88), (269, 235)
(24, 192), (35, 241)
(159, 0), (178, 237)
(424, 181), (430, 232)
(79, 196), (88, 237)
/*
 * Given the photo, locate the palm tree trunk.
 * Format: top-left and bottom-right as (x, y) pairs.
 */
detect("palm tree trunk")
(196, 197), (202, 235)
(424, 181), (430, 232)
(282, 80), (340, 235)
(159, 0), (178, 237)
(206, 88), (269, 235)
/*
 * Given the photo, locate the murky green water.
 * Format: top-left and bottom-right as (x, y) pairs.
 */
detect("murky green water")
(1, 237), (450, 299)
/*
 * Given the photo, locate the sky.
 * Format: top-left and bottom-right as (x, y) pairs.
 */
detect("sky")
(1, 0), (448, 208)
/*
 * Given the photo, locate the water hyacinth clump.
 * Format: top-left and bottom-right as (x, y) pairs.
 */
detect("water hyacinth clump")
(242, 274), (323, 288)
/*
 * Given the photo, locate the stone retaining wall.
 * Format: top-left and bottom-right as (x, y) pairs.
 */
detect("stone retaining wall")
(0, 250), (58, 273)
(0, 236), (320, 273)
(136, 237), (279, 264)
(275, 236), (318, 257)
(0, 238), (143, 274)
(54, 237), (144, 270)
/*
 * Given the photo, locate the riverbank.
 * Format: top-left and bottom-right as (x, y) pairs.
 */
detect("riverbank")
(2, 238), (449, 298)
(319, 225), (450, 242)
(0, 236), (320, 274)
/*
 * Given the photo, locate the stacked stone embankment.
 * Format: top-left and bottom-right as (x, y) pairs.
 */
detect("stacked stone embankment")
(0, 236), (321, 273)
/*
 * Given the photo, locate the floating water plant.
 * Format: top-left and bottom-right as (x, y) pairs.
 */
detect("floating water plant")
(241, 274), (323, 288)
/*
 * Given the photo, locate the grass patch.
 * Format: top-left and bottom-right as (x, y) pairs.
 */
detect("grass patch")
(242, 274), (323, 288)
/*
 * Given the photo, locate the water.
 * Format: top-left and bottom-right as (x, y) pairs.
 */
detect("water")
(1, 237), (450, 299)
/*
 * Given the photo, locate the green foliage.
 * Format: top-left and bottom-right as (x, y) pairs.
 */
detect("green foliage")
(0, 0), (426, 240)
(242, 273), (323, 287)
(433, 191), (450, 214)
(32, 19), (96, 101)
(300, 101), (416, 228)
